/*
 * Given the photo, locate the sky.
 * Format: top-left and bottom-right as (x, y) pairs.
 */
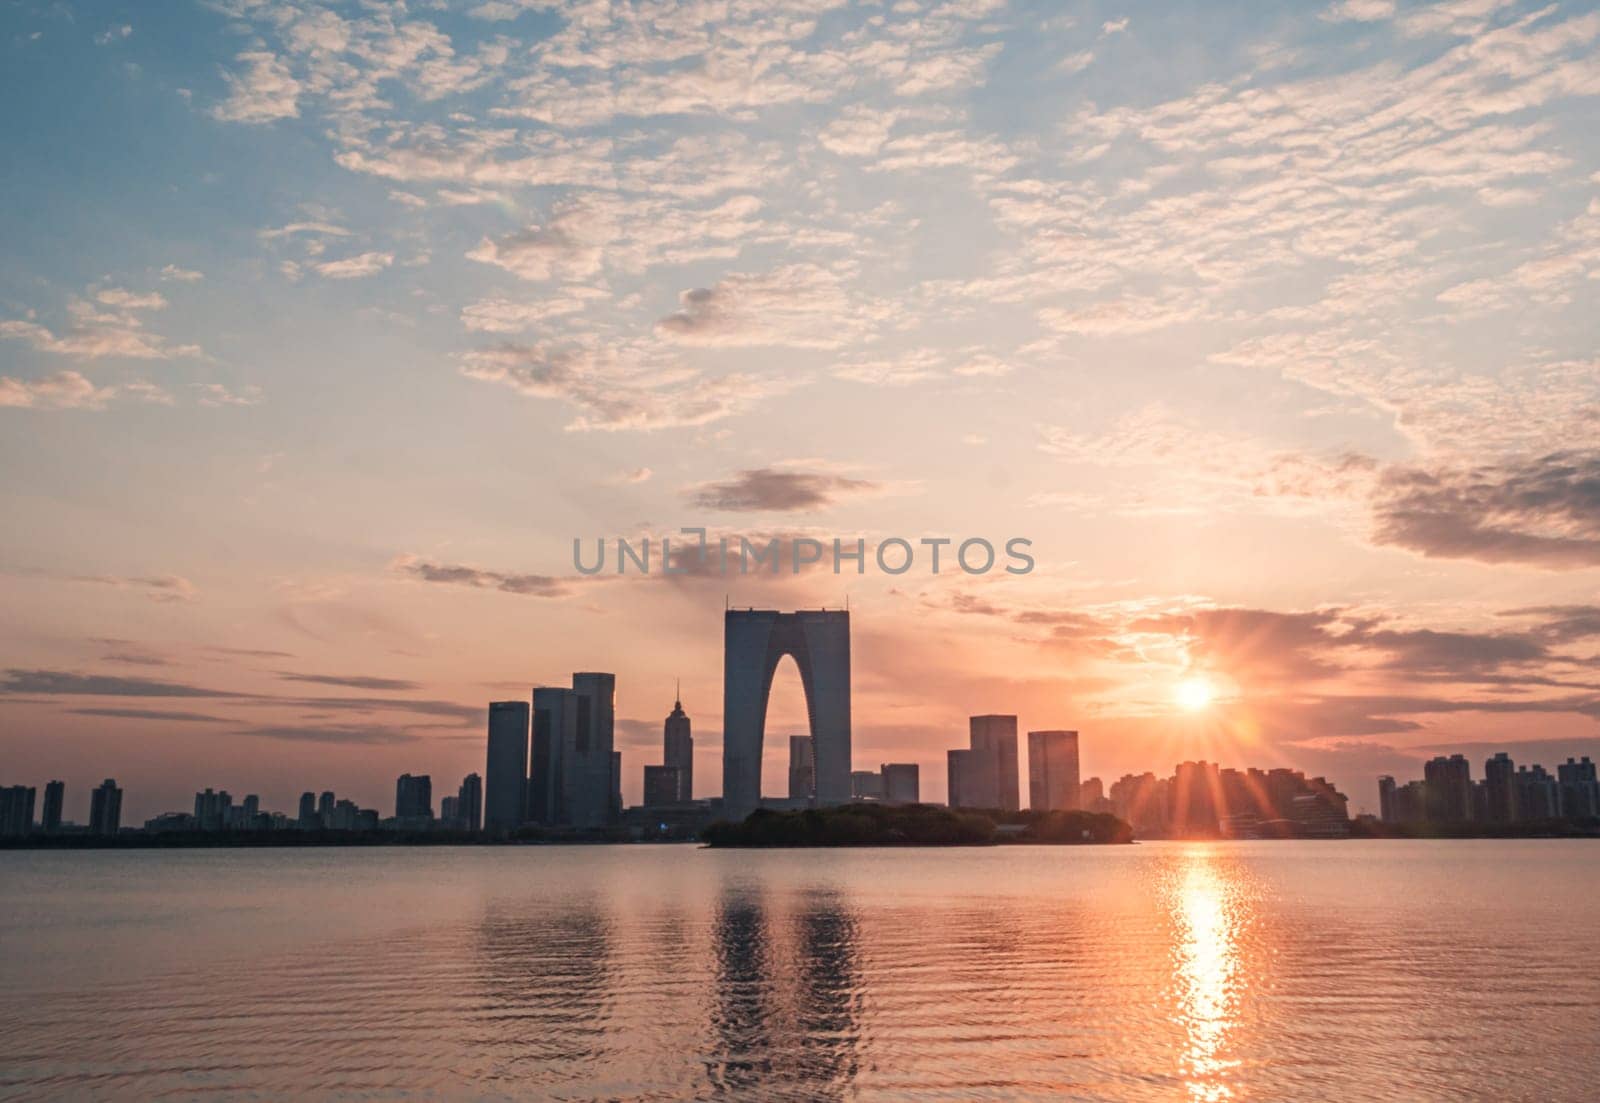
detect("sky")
(2, 0), (1599, 824)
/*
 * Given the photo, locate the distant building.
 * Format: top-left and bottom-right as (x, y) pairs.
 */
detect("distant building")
(969, 716), (1020, 811)
(1111, 772), (1168, 835)
(457, 773), (483, 832)
(881, 763), (919, 804)
(788, 735), (815, 803)
(1027, 730), (1080, 812)
(298, 791), (318, 828)
(1515, 764), (1560, 819)
(194, 788), (232, 831)
(41, 780), (64, 833)
(530, 688), (572, 825)
(851, 769), (885, 800)
(89, 779), (122, 835)
(1483, 753), (1517, 822)
(1557, 756), (1599, 819)
(0, 785), (35, 837)
(568, 673), (618, 828)
(663, 691), (693, 802)
(1424, 755), (1473, 822)
(1377, 776), (1398, 823)
(1081, 776), (1106, 810)
(611, 750), (623, 822)
(440, 795), (460, 825)
(395, 774), (433, 822)
(1169, 761), (1223, 836)
(485, 700), (530, 831)
(644, 765), (686, 809)
(947, 748), (996, 811)
(318, 791), (336, 826)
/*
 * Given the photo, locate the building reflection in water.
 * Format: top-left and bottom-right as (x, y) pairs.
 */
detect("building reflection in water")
(1167, 847), (1247, 1103)
(707, 878), (862, 1100)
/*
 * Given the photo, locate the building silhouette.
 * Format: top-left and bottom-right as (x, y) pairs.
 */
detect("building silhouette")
(1557, 756), (1599, 818)
(881, 762), (919, 804)
(568, 673), (617, 829)
(948, 716), (1018, 811)
(41, 780), (63, 833)
(1110, 772), (1169, 835)
(298, 791), (317, 828)
(664, 690), (693, 801)
(723, 609), (851, 819)
(643, 765), (686, 809)
(317, 790), (335, 825)
(788, 735), (815, 803)
(458, 773), (482, 832)
(1515, 764), (1559, 819)
(1028, 730), (1080, 812)
(1423, 755), (1474, 822)
(0, 785), (35, 837)
(530, 687), (571, 824)
(1484, 752), (1517, 822)
(485, 700), (530, 831)
(395, 774), (433, 821)
(850, 769), (885, 800)
(89, 779), (122, 835)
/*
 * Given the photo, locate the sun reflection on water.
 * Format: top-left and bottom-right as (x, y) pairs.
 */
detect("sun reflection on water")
(1169, 847), (1245, 1102)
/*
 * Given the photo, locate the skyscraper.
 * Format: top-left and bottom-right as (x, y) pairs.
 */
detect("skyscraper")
(1424, 754), (1473, 822)
(194, 788), (231, 831)
(485, 700), (530, 832)
(530, 687), (572, 825)
(788, 735), (815, 803)
(970, 715), (1020, 811)
(1484, 753), (1517, 822)
(458, 773), (482, 832)
(0, 785), (35, 837)
(1028, 730), (1081, 812)
(39, 780), (63, 833)
(1378, 776), (1398, 823)
(318, 790), (336, 826)
(947, 748), (997, 810)
(395, 774), (433, 821)
(89, 779), (122, 836)
(298, 791), (317, 828)
(1557, 756), (1599, 819)
(881, 762), (919, 803)
(663, 690), (693, 801)
(568, 672), (617, 828)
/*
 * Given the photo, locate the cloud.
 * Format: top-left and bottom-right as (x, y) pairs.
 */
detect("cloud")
(1322, 0), (1395, 22)
(393, 555), (575, 597)
(0, 669), (246, 697)
(1371, 451), (1600, 569)
(96, 288), (167, 311)
(160, 264), (204, 282)
(459, 291), (601, 333)
(276, 672), (422, 691)
(312, 251), (393, 279)
(68, 574), (198, 602)
(655, 265), (886, 349)
(233, 725), (420, 745)
(0, 371), (115, 409)
(69, 707), (227, 722)
(212, 50), (301, 123)
(608, 466), (653, 485)
(466, 200), (614, 282)
(684, 467), (879, 512)
(0, 285), (200, 362)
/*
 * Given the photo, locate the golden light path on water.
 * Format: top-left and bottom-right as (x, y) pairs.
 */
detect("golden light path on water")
(1169, 847), (1245, 1102)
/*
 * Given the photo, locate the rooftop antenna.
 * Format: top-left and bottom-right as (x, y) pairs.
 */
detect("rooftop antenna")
(675, 677), (681, 708)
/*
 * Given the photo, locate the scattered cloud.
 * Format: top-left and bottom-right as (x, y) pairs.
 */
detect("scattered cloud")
(684, 467), (879, 512)
(392, 555), (576, 597)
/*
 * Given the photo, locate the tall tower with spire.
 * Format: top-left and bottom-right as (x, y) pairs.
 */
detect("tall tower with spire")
(663, 684), (693, 802)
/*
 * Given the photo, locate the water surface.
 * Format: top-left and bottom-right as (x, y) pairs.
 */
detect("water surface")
(2, 841), (1595, 1101)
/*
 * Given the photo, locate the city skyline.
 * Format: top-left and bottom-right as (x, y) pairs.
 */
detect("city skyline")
(4, 1), (1600, 824)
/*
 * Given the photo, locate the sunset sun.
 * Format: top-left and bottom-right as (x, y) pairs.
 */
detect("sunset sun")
(1176, 677), (1216, 712)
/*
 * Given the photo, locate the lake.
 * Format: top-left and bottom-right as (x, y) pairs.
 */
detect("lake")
(1, 841), (1595, 1100)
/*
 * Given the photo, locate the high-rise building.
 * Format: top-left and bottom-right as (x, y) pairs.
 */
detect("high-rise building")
(318, 790), (336, 826)
(1557, 756), (1599, 819)
(395, 774), (433, 821)
(298, 791), (318, 828)
(947, 748), (996, 810)
(194, 788), (232, 831)
(568, 673), (617, 828)
(41, 780), (63, 833)
(611, 750), (623, 821)
(1111, 772), (1169, 835)
(530, 687), (572, 825)
(1080, 777), (1105, 809)
(788, 735), (815, 803)
(664, 689), (693, 801)
(89, 779), (122, 836)
(1027, 730), (1080, 812)
(881, 763), (919, 803)
(644, 765), (686, 808)
(970, 716), (1020, 811)
(1377, 776), (1398, 823)
(1424, 755), (1473, 822)
(440, 795), (460, 824)
(1514, 764), (1559, 819)
(1483, 753), (1517, 822)
(485, 700), (530, 832)
(457, 773), (482, 832)
(723, 609), (851, 819)
(851, 769), (885, 800)
(1169, 761), (1223, 836)
(0, 785), (35, 837)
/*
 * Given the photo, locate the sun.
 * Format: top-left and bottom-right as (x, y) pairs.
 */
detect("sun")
(1175, 676), (1215, 712)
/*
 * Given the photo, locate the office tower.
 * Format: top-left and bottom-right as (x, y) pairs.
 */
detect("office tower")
(644, 765), (686, 809)
(1423, 754), (1473, 822)
(530, 688), (572, 825)
(970, 716), (1020, 811)
(1028, 730), (1081, 812)
(788, 735), (816, 802)
(440, 795), (460, 825)
(41, 780), (63, 833)
(851, 769), (885, 800)
(947, 748), (996, 810)
(395, 774), (433, 820)
(1169, 761), (1223, 836)
(611, 750), (623, 820)
(457, 773), (482, 832)
(724, 609), (851, 819)
(485, 700), (530, 831)
(298, 792), (317, 828)
(194, 788), (232, 831)
(568, 673), (617, 828)
(0, 785), (35, 837)
(318, 790), (336, 827)
(882, 762), (919, 803)
(89, 779), (122, 835)
(663, 690), (693, 801)
(1378, 776), (1397, 823)
(1557, 756), (1600, 819)
(1483, 753), (1517, 822)
(1514, 765), (1560, 820)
